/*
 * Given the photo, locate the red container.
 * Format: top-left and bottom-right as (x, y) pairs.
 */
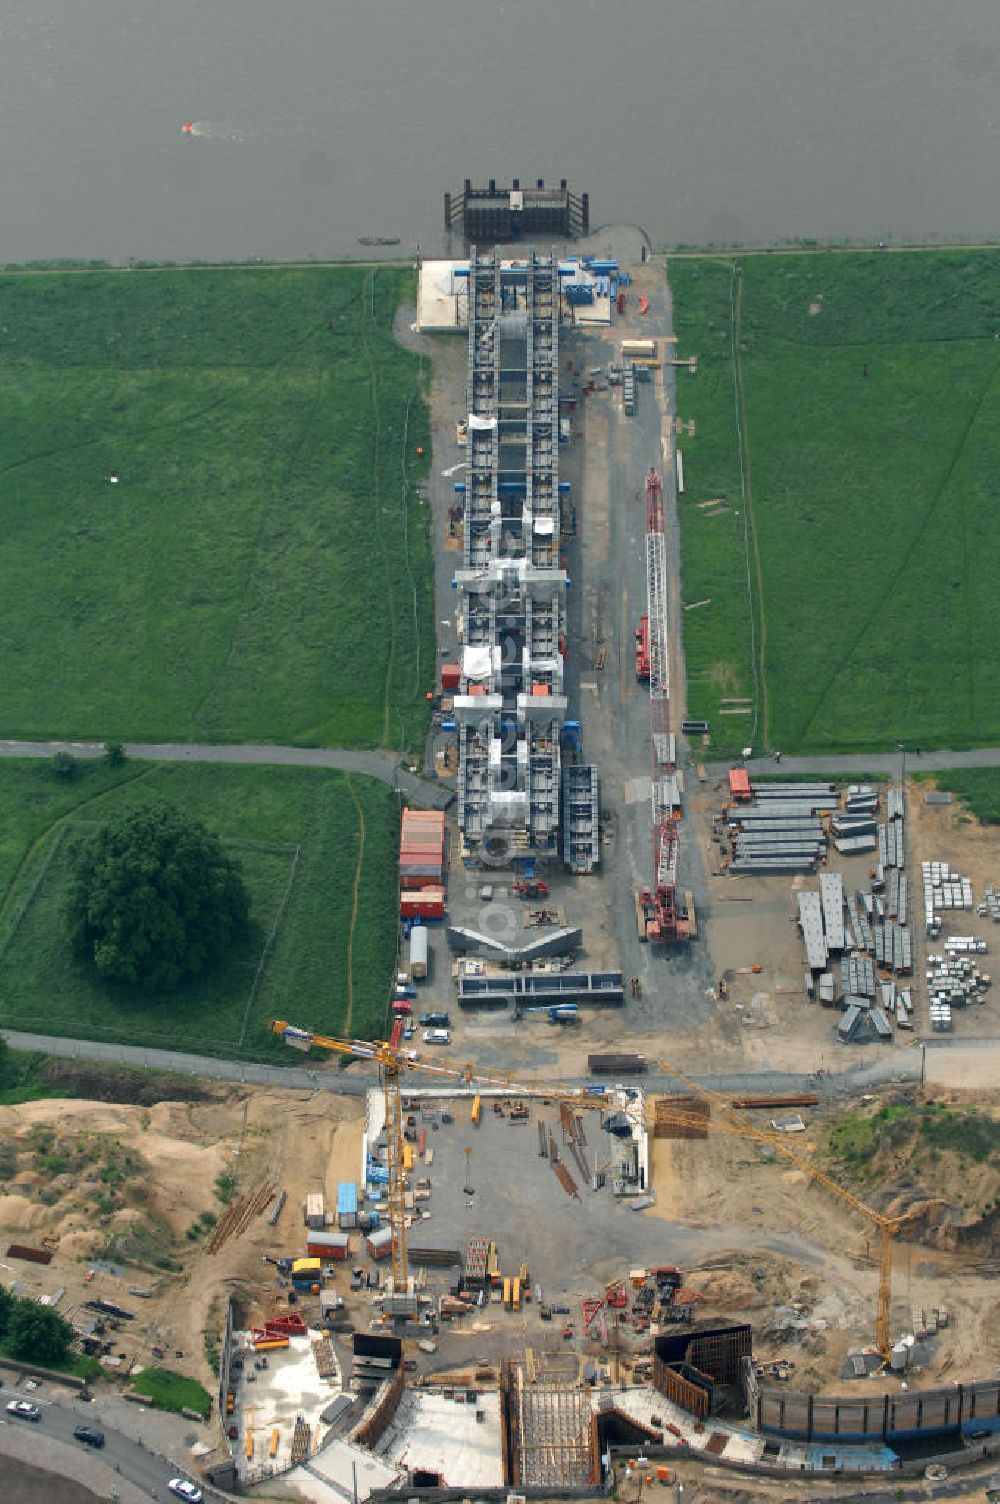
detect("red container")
(441, 664), (462, 691)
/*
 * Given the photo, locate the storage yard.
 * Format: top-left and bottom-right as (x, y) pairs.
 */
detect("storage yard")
(3, 236), (1000, 1504)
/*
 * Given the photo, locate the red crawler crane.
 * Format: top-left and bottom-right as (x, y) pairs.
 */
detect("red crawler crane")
(637, 468), (690, 944)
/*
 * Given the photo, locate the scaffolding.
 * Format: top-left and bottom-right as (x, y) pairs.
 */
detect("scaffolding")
(505, 1362), (600, 1488)
(457, 247), (576, 865)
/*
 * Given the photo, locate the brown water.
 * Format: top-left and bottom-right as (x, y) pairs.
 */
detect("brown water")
(0, 0), (998, 264)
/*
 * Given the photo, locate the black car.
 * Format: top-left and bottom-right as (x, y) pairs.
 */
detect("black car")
(73, 1424), (106, 1448)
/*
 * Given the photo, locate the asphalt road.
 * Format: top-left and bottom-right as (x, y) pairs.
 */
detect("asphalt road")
(2, 1390), (209, 1503)
(1, 1024), (961, 1098)
(0, 739), (452, 810)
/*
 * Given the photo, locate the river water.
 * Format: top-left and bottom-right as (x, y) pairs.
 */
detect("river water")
(0, 0), (998, 264)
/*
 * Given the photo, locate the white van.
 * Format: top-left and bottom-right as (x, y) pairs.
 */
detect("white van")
(422, 1029), (451, 1046)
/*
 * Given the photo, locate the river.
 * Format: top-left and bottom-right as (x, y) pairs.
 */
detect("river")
(0, 0), (998, 264)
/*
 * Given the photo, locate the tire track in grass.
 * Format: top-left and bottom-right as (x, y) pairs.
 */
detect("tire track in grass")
(797, 360), (1000, 748)
(730, 261), (768, 745)
(0, 765), (155, 929)
(342, 774), (366, 1037)
(358, 269), (398, 746)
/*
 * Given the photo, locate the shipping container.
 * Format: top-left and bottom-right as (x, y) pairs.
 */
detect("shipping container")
(269, 1428), (280, 1459)
(337, 1182), (358, 1229)
(402, 1143), (413, 1172)
(305, 1194), (325, 1229)
(441, 664), (462, 691)
(306, 1231), (350, 1259)
(292, 1257), (322, 1277)
(621, 338), (657, 359)
(588, 1053), (647, 1074)
(471, 1095), (482, 1127)
(503, 1277), (512, 1310)
(512, 1277), (521, 1311)
(409, 926), (429, 979)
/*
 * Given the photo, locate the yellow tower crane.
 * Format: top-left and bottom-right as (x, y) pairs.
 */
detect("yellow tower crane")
(655, 1057), (911, 1359)
(268, 1020), (621, 1299)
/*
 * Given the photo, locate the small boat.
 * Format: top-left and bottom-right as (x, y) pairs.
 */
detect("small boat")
(357, 236), (401, 247)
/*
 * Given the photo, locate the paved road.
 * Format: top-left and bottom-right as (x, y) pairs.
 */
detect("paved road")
(705, 747), (1000, 778)
(0, 738), (452, 810)
(3, 1024), (975, 1098)
(1, 1388), (213, 1504)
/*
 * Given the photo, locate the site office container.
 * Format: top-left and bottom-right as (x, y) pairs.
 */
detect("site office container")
(367, 1226), (393, 1260)
(400, 889), (445, 919)
(441, 664), (462, 692)
(400, 875), (444, 894)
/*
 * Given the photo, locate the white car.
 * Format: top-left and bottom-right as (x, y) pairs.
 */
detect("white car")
(7, 1399), (41, 1421)
(167, 1481), (203, 1504)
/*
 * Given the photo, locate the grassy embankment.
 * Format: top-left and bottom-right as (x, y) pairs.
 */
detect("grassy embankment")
(0, 759), (398, 1056)
(0, 266), (433, 751)
(827, 1101), (1000, 1219)
(128, 1366), (213, 1418)
(670, 251), (1000, 755)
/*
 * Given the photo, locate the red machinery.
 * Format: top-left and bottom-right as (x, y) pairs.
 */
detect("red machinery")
(634, 616), (650, 683)
(637, 469), (690, 944)
(510, 880), (550, 898)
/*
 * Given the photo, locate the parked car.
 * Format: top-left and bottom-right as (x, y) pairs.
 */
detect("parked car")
(73, 1425), (106, 1448)
(167, 1482), (203, 1504)
(6, 1400), (41, 1422)
(419, 1012), (449, 1028)
(422, 1029), (451, 1046)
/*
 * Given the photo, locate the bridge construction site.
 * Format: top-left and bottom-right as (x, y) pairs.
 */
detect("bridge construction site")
(13, 232), (991, 1504)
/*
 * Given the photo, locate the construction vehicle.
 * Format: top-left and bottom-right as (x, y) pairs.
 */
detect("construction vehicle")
(269, 1019), (619, 1307)
(656, 1057), (913, 1359)
(510, 880), (550, 899)
(514, 1003), (579, 1025)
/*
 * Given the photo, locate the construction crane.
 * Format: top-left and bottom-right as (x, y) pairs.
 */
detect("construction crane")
(637, 468), (690, 944)
(655, 1058), (911, 1359)
(268, 1019), (620, 1303)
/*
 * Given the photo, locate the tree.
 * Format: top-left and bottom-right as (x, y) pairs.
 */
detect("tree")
(0, 1282), (13, 1342)
(6, 1300), (73, 1365)
(103, 740), (127, 767)
(66, 803), (250, 992)
(51, 751), (78, 780)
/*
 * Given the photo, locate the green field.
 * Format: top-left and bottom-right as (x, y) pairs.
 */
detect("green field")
(0, 266), (433, 749)
(0, 758), (399, 1055)
(670, 250), (1000, 754)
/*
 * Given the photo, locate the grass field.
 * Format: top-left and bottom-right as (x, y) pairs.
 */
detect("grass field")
(0, 266), (433, 749)
(0, 758), (399, 1056)
(670, 250), (1000, 754)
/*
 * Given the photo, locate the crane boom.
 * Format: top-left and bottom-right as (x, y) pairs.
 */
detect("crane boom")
(268, 1020), (620, 1300)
